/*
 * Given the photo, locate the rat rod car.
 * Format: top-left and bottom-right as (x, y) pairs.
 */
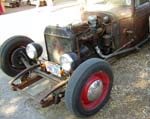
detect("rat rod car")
(0, 0), (150, 117)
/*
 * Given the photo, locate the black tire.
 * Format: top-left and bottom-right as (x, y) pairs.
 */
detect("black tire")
(65, 58), (113, 117)
(0, 35), (33, 77)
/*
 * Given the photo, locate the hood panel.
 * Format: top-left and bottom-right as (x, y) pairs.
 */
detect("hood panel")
(81, 11), (116, 22)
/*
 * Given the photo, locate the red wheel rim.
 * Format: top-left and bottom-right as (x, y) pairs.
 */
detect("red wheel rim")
(81, 72), (110, 111)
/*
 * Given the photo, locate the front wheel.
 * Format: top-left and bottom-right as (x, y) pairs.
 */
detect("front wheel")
(0, 35), (33, 77)
(65, 58), (113, 117)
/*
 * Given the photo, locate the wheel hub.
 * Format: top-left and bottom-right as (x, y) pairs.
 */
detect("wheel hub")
(11, 48), (26, 69)
(87, 80), (103, 101)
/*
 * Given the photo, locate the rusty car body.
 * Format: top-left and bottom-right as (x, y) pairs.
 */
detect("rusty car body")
(0, 0), (150, 117)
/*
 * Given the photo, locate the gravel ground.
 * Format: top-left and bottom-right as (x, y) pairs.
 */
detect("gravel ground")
(0, 72), (45, 119)
(0, 42), (150, 119)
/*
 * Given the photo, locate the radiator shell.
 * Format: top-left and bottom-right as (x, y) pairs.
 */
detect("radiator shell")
(44, 25), (75, 64)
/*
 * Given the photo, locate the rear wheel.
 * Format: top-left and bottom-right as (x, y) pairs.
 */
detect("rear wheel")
(0, 35), (33, 77)
(65, 58), (113, 117)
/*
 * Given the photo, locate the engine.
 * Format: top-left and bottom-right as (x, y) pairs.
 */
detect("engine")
(77, 15), (113, 55)
(44, 14), (114, 64)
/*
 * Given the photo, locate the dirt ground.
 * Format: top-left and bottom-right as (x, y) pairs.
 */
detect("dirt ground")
(5, 5), (35, 14)
(3, 0), (77, 14)
(0, 42), (150, 119)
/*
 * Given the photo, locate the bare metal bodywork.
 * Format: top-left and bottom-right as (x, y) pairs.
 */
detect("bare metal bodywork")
(44, 1), (150, 63)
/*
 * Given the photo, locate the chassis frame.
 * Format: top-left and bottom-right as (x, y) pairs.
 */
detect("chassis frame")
(9, 34), (150, 107)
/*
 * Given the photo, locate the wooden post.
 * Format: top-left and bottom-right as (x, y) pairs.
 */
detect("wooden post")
(36, 0), (53, 8)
